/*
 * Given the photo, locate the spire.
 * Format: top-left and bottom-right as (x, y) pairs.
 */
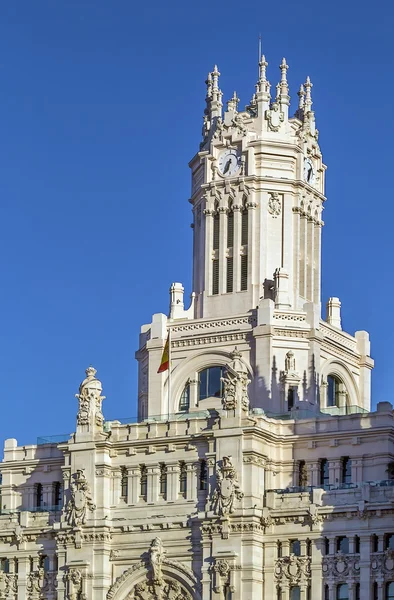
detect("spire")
(295, 84), (305, 120)
(205, 72), (212, 102)
(277, 57), (290, 108)
(304, 76), (313, 113)
(210, 65), (223, 118)
(256, 54), (269, 93)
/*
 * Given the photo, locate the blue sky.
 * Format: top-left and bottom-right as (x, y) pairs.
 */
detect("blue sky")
(0, 0), (392, 446)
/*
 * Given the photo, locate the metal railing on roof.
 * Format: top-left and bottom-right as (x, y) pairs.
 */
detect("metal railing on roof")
(267, 480), (394, 494)
(37, 434), (71, 445)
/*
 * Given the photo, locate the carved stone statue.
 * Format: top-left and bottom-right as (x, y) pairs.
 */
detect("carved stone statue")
(211, 456), (244, 516)
(221, 348), (250, 412)
(76, 366), (105, 431)
(66, 470), (96, 527)
(149, 537), (165, 585)
(285, 350), (296, 374)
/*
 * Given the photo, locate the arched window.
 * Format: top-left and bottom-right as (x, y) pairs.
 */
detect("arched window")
(386, 582), (394, 600)
(199, 366), (225, 401)
(327, 374), (341, 406)
(337, 584), (349, 600)
(290, 540), (301, 556)
(179, 384), (190, 412)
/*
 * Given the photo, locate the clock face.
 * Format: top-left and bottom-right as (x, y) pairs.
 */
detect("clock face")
(304, 157), (315, 185)
(218, 149), (241, 177)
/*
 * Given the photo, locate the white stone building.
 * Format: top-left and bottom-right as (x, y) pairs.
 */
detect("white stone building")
(0, 54), (393, 600)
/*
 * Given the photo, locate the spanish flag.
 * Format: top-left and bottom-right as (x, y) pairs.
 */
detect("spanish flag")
(157, 334), (170, 373)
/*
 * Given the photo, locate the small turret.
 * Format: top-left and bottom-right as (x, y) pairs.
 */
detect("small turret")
(210, 65), (223, 118)
(254, 54), (271, 116)
(304, 76), (313, 113)
(277, 58), (290, 119)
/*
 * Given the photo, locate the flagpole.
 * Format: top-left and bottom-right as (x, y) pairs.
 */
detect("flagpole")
(167, 326), (171, 421)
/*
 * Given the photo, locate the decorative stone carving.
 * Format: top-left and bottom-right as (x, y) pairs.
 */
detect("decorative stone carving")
(221, 348), (250, 412)
(211, 456), (244, 516)
(0, 572), (17, 599)
(322, 555), (360, 579)
(371, 549), (394, 580)
(76, 366), (105, 430)
(65, 568), (84, 600)
(27, 569), (44, 598)
(268, 192), (281, 217)
(265, 102), (284, 132)
(65, 469), (96, 527)
(275, 556), (311, 585)
(213, 559), (232, 594)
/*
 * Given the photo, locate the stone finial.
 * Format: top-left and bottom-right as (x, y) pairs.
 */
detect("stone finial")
(210, 65), (223, 118)
(295, 84), (305, 120)
(277, 57), (290, 108)
(205, 71), (213, 100)
(304, 76), (313, 113)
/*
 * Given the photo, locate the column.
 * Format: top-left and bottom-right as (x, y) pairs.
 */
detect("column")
(112, 471), (122, 506)
(349, 537), (355, 554)
(247, 197), (257, 300)
(189, 376), (199, 408)
(263, 541), (278, 599)
(281, 583), (290, 600)
(348, 582), (356, 600)
(218, 206), (228, 294)
(329, 537), (336, 556)
(147, 466), (160, 504)
(17, 555), (30, 599)
(233, 204), (242, 291)
(186, 462), (198, 502)
(300, 583), (308, 600)
(313, 222), (321, 303)
(56, 550), (66, 600)
(359, 535), (372, 600)
(328, 582), (335, 600)
(205, 457), (216, 511)
(320, 381), (328, 409)
(167, 463), (180, 503)
(311, 538), (323, 600)
(203, 208), (214, 293)
(307, 216), (314, 301)
(309, 462), (320, 487)
(127, 467), (140, 505)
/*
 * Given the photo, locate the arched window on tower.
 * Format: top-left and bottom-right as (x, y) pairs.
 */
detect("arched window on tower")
(179, 383), (190, 412)
(327, 374), (345, 407)
(198, 366), (225, 401)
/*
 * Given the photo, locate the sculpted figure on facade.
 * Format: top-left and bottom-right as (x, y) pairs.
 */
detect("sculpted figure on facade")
(221, 348), (250, 412)
(76, 366), (105, 430)
(149, 537), (165, 585)
(268, 192), (281, 217)
(212, 456), (244, 516)
(65, 470), (96, 527)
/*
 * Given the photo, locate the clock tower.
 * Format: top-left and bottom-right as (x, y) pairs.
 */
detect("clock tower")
(137, 55), (373, 419)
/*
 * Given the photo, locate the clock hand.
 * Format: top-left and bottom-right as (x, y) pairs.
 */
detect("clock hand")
(223, 158), (231, 174)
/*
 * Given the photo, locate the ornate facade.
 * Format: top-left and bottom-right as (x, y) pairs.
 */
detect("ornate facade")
(0, 53), (393, 600)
